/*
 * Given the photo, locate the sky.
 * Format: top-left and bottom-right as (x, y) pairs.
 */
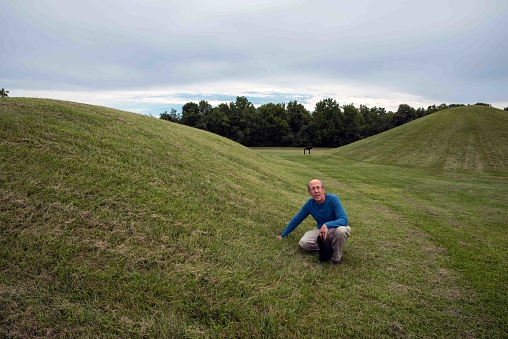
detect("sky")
(1, 0), (507, 116)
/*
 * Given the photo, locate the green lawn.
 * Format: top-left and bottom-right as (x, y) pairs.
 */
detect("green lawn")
(257, 147), (507, 337)
(1, 98), (507, 337)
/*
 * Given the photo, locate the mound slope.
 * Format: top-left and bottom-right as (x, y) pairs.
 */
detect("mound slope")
(333, 105), (508, 176)
(0, 98), (307, 336)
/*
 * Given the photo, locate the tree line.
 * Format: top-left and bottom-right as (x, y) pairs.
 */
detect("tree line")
(160, 97), (486, 147)
(1, 87), (498, 148)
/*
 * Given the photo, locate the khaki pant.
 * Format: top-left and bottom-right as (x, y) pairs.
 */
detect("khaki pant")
(298, 226), (351, 262)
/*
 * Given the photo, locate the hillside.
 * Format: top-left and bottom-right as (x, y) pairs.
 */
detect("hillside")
(1, 98), (506, 337)
(333, 105), (508, 176)
(0, 98), (309, 337)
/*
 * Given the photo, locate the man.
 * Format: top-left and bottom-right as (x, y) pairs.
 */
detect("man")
(278, 179), (351, 265)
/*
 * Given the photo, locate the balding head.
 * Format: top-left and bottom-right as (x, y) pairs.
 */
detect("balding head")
(307, 179), (326, 204)
(307, 179), (323, 190)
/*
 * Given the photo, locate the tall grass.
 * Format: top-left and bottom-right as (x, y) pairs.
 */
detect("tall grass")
(1, 98), (507, 337)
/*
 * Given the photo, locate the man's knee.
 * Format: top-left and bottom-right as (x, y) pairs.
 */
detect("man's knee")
(335, 226), (350, 239)
(299, 236), (317, 251)
(298, 237), (309, 250)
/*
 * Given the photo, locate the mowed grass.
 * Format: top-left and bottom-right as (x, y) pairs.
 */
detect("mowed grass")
(332, 105), (508, 176)
(1, 98), (507, 337)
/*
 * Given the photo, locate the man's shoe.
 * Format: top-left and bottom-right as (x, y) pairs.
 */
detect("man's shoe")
(331, 260), (341, 266)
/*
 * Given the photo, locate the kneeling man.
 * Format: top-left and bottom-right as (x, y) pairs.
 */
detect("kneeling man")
(278, 179), (351, 265)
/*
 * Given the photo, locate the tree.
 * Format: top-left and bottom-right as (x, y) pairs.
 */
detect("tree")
(257, 103), (291, 146)
(200, 106), (229, 136)
(0, 88), (8, 97)
(415, 107), (426, 118)
(195, 100), (212, 130)
(310, 98), (344, 147)
(224, 96), (259, 145)
(287, 101), (311, 146)
(427, 104), (439, 114)
(449, 104), (465, 109)
(360, 105), (389, 137)
(342, 104), (364, 144)
(198, 100), (212, 116)
(238, 98), (260, 146)
(180, 102), (201, 127)
(392, 103), (416, 126)
(438, 103), (448, 111)
(159, 108), (180, 123)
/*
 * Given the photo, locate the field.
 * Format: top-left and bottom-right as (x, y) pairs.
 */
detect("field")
(1, 99), (507, 337)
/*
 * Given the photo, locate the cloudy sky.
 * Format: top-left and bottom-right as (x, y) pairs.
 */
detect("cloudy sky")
(1, 0), (507, 115)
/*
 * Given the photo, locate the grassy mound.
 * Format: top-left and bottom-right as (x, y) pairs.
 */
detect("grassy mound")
(333, 105), (508, 176)
(0, 98), (306, 337)
(1, 98), (506, 337)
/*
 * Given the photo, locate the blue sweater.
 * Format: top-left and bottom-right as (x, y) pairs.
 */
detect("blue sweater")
(280, 193), (348, 238)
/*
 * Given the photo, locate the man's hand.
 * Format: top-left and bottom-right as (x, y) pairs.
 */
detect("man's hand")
(320, 224), (328, 240)
(277, 235), (283, 240)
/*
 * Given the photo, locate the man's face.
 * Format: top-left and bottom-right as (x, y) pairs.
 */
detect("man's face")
(308, 180), (325, 204)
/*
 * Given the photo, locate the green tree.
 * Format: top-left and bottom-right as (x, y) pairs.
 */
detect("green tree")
(287, 101), (311, 146)
(200, 106), (230, 137)
(257, 103), (291, 146)
(238, 98), (260, 146)
(181, 102), (201, 127)
(392, 103), (416, 126)
(360, 105), (388, 137)
(449, 104), (465, 109)
(196, 100), (212, 130)
(310, 98), (344, 147)
(415, 107), (426, 118)
(159, 108), (180, 123)
(225, 96), (259, 145)
(0, 88), (8, 97)
(438, 103), (449, 111)
(342, 104), (364, 144)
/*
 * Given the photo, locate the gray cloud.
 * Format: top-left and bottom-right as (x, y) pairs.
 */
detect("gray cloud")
(1, 0), (507, 113)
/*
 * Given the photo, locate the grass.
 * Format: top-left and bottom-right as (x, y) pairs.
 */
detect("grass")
(332, 105), (508, 175)
(267, 150), (507, 336)
(1, 98), (507, 337)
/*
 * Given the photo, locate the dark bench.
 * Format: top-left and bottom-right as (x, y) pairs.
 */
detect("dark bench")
(304, 146), (313, 154)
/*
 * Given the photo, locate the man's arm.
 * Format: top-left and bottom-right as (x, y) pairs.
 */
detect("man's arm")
(279, 204), (310, 238)
(324, 195), (348, 228)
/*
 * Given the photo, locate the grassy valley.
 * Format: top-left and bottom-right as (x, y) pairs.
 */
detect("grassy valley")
(1, 98), (507, 337)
